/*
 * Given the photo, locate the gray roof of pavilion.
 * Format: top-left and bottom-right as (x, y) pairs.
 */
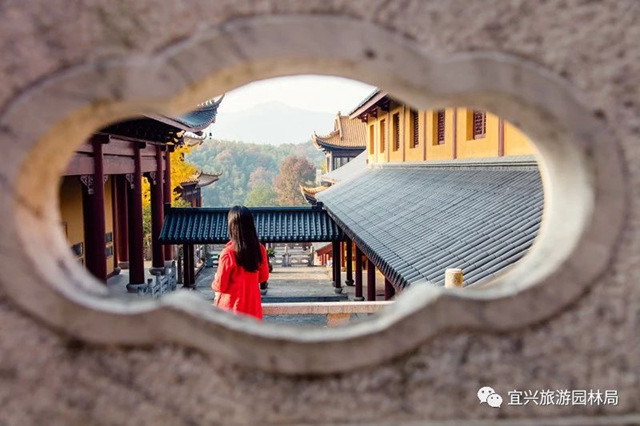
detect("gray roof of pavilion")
(159, 206), (343, 244)
(316, 156), (543, 290)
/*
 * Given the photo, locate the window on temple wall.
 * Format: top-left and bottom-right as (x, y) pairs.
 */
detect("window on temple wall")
(410, 109), (419, 148)
(380, 119), (386, 153)
(392, 113), (400, 151)
(473, 110), (486, 139)
(369, 124), (375, 154)
(436, 109), (445, 145)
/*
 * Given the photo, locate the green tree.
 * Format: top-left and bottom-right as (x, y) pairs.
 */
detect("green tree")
(274, 155), (316, 206)
(185, 139), (323, 207)
(245, 183), (279, 206)
(248, 166), (275, 189)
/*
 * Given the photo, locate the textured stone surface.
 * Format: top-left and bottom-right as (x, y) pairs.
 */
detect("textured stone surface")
(0, 0), (639, 424)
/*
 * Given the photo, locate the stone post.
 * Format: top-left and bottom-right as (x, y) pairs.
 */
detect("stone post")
(444, 268), (464, 288)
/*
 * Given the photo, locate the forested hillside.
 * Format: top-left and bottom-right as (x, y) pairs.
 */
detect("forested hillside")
(186, 139), (324, 207)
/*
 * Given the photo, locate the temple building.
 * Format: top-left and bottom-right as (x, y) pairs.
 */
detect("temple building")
(177, 171), (222, 207)
(59, 97), (223, 293)
(305, 89), (543, 300)
(311, 113), (367, 173)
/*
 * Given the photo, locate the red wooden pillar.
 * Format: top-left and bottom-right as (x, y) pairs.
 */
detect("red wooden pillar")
(126, 144), (145, 290)
(163, 148), (173, 261)
(345, 236), (354, 286)
(182, 244), (195, 288)
(332, 241), (342, 294)
(354, 245), (364, 301)
(367, 258), (376, 301)
(149, 146), (165, 271)
(80, 139), (107, 282)
(115, 175), (129, 268)
(384, 277), (396, 300)
(189, 244), (195, 287)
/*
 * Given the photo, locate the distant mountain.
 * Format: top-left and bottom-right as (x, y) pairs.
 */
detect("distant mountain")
(209, 101), (336, 145)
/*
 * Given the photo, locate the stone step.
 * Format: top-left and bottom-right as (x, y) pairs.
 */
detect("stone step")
(261, 295), (348, 303)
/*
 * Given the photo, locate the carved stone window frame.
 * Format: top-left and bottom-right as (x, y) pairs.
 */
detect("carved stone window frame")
(0, 15), (626, 375)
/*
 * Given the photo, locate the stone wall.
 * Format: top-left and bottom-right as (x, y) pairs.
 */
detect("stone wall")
(0, 1), (639, 424)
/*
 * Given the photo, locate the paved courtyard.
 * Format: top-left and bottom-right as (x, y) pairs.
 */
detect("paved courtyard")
(194, 263), (382, 326)
(107, 261), (385, 326)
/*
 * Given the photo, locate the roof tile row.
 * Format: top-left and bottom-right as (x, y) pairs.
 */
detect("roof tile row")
(160, 206), (343, 244)
(317, 163), (543, 289)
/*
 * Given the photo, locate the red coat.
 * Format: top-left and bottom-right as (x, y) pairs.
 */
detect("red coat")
(212, 242), (268, 320)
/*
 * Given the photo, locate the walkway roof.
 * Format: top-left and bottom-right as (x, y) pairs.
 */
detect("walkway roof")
(316, 156), (543, 289)
(159, 206), (343, 244)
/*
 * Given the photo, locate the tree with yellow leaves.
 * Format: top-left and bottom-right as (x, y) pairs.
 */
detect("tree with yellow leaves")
(142, 143), (199, 208)
(142, 143), (199, 259)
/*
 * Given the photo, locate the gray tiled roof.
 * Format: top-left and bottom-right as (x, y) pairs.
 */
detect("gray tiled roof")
(146, 97), (222, 132)
(160, 206), (343, 244)
(322, 151), (368, 184)
(316, 161), (543, 289)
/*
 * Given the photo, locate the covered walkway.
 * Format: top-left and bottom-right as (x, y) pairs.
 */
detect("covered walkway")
(159, 205), (348, 293)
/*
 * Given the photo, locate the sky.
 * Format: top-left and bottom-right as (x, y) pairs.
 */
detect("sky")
(216, 75), (376, 114)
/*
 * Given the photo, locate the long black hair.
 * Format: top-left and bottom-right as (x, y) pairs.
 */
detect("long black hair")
(227, 206), (262, 272)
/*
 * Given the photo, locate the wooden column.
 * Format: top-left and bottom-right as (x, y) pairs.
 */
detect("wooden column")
(115, 175), (129, 268)
(367, 258), (376, 301)
(354, 246), (364, 301)
(163, 149), (173, 261)
(189, 244), (195, 287)
(181, 244), (189, 287)
(332, 241), (342, 294)
(80, 139), (107, 282)
(183, 244), (195, 288)
(384, 277), (396, 300)
(345, 237), (354, 286)
(126, 144), (145, 289)
(149, 146), (165, 271)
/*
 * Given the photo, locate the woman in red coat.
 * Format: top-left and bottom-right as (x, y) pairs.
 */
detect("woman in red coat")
(212, 206), (268, 320)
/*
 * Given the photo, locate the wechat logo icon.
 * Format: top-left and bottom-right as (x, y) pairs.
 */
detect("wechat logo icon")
(478, 386), (503, 408)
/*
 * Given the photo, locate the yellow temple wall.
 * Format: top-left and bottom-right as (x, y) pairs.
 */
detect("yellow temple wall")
(504, 121), (536, 156)
(404, 110), (425, 162)
(104, 178), (114, 273)
(388, 105), (404, 163)
(456, 109), (500, 159)
(59, 176), (116, 274)
(59, 176), (85, 266)
(365, 106), (535, 164)
(425, 108), (456, 161)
